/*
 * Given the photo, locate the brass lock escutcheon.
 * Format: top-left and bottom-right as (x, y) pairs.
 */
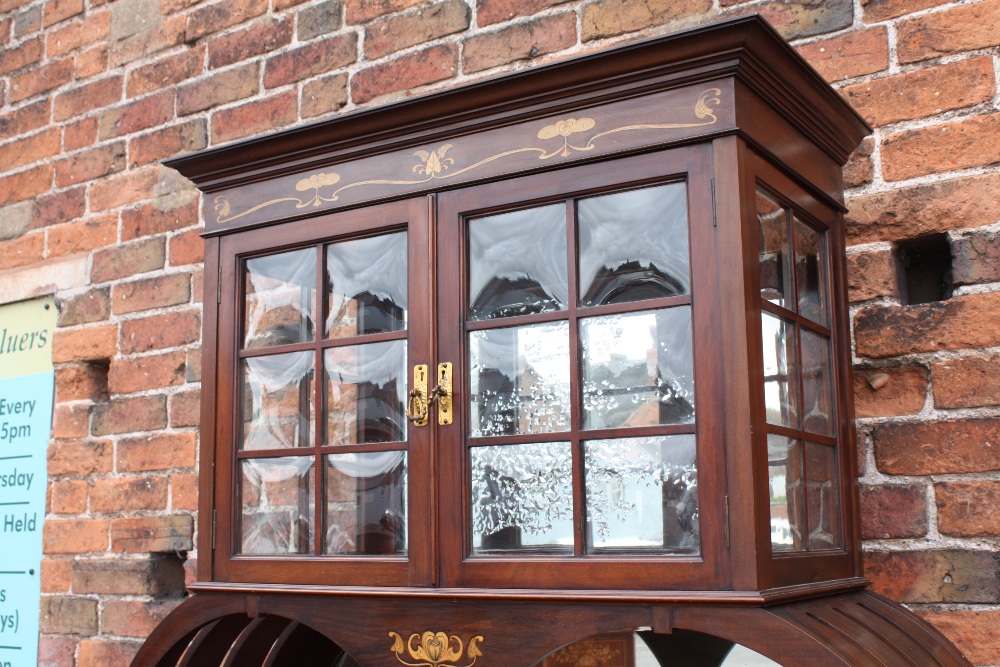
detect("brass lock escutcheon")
(406, 363), (454, 426)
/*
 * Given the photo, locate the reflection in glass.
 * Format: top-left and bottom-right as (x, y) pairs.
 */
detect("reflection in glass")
(584, 435), (698, 554)
(468, 205), (568, 320)
(768, 435), (803, 552)
(240, 457), (314, 555)
(761, 312), (799, 429)
(469, 322), (570, 437)
(325, 341), (407, 446)
(794, 217), (826, 325)
(325, 452), (407, 555)
(578, 183), (690, 306)
(470, 442), (573, 552)
(800, 330), (834, 437)
(580, 308), (694, 430)
(244, 248), (317, 349)
(241, 351), (314, 451)
(757, 190), (790, 309)
(806, 442), (840, 551)
(327, 233), (407, 338)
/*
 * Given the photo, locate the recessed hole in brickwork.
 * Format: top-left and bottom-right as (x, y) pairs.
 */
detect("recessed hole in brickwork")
(895, 233), (953, 305)
(90, 359), (110, 402)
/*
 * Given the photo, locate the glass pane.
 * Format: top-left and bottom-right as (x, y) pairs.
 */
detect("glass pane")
(241, 351), (314, 451)
(806, 442), (841, 551)
(326, 232), (407, 338)
(468, 204), (567, 321)
(794, 216), (827, 325)
(244, 248), (317, 349)
(768, 435), (803, 552)
(584, 435), (698, 554)
(470, 442), (573, 553)
(757, 190), (791, 309)
(761, 312), (799, 429)
(580, 307), (694, 430)
(240, 457), (314, 555)
(578, 183), (690, 306)
(800, 329), (834, 436)
(325, 341), (407, 446)
(468, 322), (570, 436)
(325, 452), (407, 555)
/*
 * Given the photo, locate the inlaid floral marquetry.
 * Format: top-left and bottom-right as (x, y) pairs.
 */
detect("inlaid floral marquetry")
(389, 631), (485, 667)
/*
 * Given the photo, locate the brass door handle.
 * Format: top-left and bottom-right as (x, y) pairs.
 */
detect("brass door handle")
(406, 363), (453, 426)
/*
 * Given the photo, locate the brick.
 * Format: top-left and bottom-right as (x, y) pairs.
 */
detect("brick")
(112, 272), (190, 314)
(0, 34), (41, 75)
(177, 63), (259, 116)
(882, 113), (1000, 182)
(55, 362), (108, 401)
(110, 515), (193, 552)
(52, 324), (117, 363)
(874, 418), (1000, 476)
(731, 0), (853, 40)
(51, 404), (91, 439)
(916, 610), (1000, 666)
(933, 353), (1000, 409)
(897, 0), (1000, 64)
(90, 166), (160, 211)
(39, 635), (78, 666)
(302, 71), (349, 119)
(47, 214), (117, 257)
(865, 549), (1000, 603)
(47, 440), (112, 475)
(365, 0), (469, 59)
(0, 98), (49, 137)
(0, 126), (60, 171)
(92, 237), (166, 282)
(582, 0), (712, 42)
(478, 0), (572, 26)
(73, 555), (185, 595)
(55, 142), (127, 187)
(263, 33), (357, 89)
(841, 58), (995, 128)
(14, 6), (42, 37)
(91, 476), (169, 513)
(298, 0), (341, 40)
(34, 186), (87, 229)
(211, 90), (297, 143)
(171, 472), (198, 510)
(98, 90), (174, 139)
(0, 232), (43, 270)
(117, 431), (197, 472)
(77, 640), (142, 667)
(845, 249), (898, 303)
(92, 395), (168, 435)
(100, 599), (181, 637)
(0, 200), (33, 240)
(43, 518), (109, 553)
(121, 197), (199, 240)
(167, 227), (204, 267)
(847, 173), (1000, 245)
(352, 44), (457, 105)
(186, 0), (268, 41)
(53, 75), (123, 121)
(463, 12), (575, 73)
(208, 16), (292, 69)
(51, 478), (89, 513)
(854, 366), (927, 418)
(0, 164), (52, 207)
(130, 120), (208, 167)
(120, 310), (200, 353)
(952, 230), (1000, 287)
(859, 484), (927, 539)
(796, 26), (888, 84)
(170, 389), (200, 427)
(110, 14), (186, 67)
(46, 10), (110, 57)
(855, 292), (1000, 358)
(75, 44), (109, 79)
(109, 0), (158, 41)
(862, 0), (948, 22)
(64, 116), (99, 150)
(40, 596), (98, 635)
(42, 557), (74, 593)
(43, 0), (84, 27)
(8, 56), (73, 103)
(109, 350), (188, 394)
(127, 47), (204, 97)
(345, 0), (422, 23)
(935, 481), (1000, 537)
(57, 288), (111, 326)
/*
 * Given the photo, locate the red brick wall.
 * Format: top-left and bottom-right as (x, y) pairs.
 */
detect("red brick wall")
(0, 0), (998, 664)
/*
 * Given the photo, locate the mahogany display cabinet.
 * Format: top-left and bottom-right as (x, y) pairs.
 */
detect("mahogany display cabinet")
(135, 15), (971, 667)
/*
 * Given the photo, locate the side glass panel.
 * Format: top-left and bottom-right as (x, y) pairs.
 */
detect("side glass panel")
(325, 452), (407, 555)
(240, 457), (315, 555)
(324, 341), (407, 445)
(327, 232), (407, 338)
(767, 435), (803, 552)
(761, 312), (799, 429)
(793, 216), (827, 326)
(800, 329), (833, 437)
(806, 442), (840, 550)
(756, 191), (790, 309)
(241, 352), (315, 451)
(244, 249), (317, 349)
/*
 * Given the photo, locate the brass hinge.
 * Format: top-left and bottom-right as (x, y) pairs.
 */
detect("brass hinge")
(212, 509), (217, 550)
(711, 178), (718, 228)
(216, 265), (222, 304)
(724, 495), (730, 548)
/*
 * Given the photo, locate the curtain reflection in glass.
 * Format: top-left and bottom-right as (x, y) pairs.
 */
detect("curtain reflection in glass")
(761, 312), (799, 429)
(244, 249), (317, 349)
(584, 435), (698, 554)
(800, 329), (834, 437)
(470, 442), (573, 552)
(581, 308), (694, 430)
(469, 322), (570, 436)
(468, 205), (568, 321)
(325, 452), (407, 555)
(240, 457), (314, 555)
(756, 190), (790, 309)
(242, 351), (314, 451)
(768, 435), (803, 552)
(325, 341), (407, 445)
(806, 442), (840, 550)
(578, 183), (690, 306)
(794, 217), (827, 325)
(327, 233), (407, 338)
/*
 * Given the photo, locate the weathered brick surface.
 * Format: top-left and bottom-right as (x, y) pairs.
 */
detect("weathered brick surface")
(120, 309), (201, 353)
(263, 32), (357, 89)
(365, 0), (469, 59)
(859, 484), (928, 539)
(73, 555), (185, 595)
(117, 431), (197, 471)
(853, 366), (927, 417)
(40, 596), (98, 635)
(873, 418), (1000, 476)
(582, 0), (712, 42)
(845, 248), (898, 303)
(77, 640), (142, 667)
(896, 0), (1000, 63)
(211, 90), (297, 143)
(111, 272), (190, 314)
(110, 515), (193, 552)
(92, 237), (166, 283)
(936, 482), (1000, 537)
(100, 599), (182, 637)
(208, 16), (292, 69)
(917, 610), (1000, 666)
(882, 113), (1000, 182)
(92, 395), (168, 435)
(932, 354), (1000, 409)
(43, 518), (110, 553)
(352, 43), (457, 104)
(463, 12), (575, 73)
(865, 550), (1000, 603)
(176, 63), (259, 115)
(52, 324), (117, 363)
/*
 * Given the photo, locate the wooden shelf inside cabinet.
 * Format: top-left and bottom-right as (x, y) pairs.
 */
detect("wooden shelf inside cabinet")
(136, 14), (972, 667)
